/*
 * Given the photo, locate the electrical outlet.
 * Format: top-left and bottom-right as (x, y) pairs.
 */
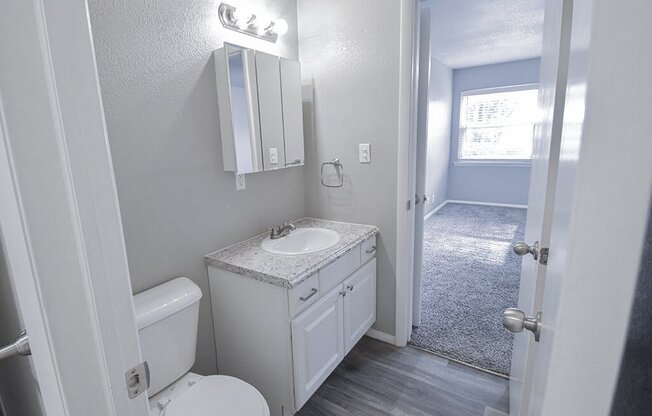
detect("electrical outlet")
(270, 147), (278, 164)
(235, 174), (246, 190)
(359, 143), (371, 163)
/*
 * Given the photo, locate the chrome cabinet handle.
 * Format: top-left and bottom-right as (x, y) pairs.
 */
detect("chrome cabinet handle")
(299, 288), (318, 301)
(365, 245), (376, 254)
(347, 285), (354, 291)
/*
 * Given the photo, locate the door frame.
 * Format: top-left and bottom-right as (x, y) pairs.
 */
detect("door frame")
(395, 0), (566, 347)
(0, 0), (149, 414)
(395, 0), (419, 347)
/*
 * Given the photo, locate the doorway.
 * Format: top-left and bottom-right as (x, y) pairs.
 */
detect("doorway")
(410, 0), (545, 376)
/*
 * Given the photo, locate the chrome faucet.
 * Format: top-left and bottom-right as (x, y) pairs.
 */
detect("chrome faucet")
(268, 221), (296, 239)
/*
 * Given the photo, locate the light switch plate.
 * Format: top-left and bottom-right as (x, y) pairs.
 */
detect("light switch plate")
(235, 174), (246, 190)
(359, 143), (371, 163)
(270, 147), (278, 164)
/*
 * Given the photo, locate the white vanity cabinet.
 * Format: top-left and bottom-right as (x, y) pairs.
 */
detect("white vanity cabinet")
(343, 259), (377, 354)
(292, 258), (376, 409)
(207, 235), (377, 416)
(291, 286), (344, 409)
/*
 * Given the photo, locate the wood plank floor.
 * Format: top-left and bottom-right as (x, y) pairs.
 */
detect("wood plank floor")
(297, 336), (509, 416)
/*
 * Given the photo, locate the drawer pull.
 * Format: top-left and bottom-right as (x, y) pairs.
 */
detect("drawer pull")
(365, 245), (376, 254)
(299, 288), (318, 301)
(347, 285), (354, 291)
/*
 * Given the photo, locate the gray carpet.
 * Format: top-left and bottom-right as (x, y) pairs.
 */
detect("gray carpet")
(410, 203), (526, 375)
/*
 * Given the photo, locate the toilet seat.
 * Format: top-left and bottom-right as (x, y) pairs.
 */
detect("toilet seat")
(162, 375), (270, 416)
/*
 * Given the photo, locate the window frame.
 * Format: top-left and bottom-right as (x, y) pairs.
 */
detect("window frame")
(455, 83), (539, 167)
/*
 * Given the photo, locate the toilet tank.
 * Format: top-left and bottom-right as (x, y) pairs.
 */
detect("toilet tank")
(134, 277), (202, 396)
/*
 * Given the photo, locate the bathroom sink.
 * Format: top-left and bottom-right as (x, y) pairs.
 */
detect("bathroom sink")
(261, 228), (340, 256)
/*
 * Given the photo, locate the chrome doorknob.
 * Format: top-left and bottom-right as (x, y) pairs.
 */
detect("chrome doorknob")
(513, 241), (539, 260)
(503, 308), (542, 342)
(0, 330), (30, 361)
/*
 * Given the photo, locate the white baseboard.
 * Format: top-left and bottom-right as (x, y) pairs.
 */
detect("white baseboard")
(446, 199), (528, 209)
(365, 328), (397, 345)
(424, 200), (448, 220)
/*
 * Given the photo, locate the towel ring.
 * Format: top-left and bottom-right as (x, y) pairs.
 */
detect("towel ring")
(320, 158), (344, 188)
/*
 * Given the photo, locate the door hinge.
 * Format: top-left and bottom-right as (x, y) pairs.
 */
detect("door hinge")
(125, 361), (150, 399)
(539, 247), (549, 266)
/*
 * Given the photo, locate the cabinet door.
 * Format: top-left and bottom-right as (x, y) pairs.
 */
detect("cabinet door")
(255, 51), (286, 170)
(291, 286), (344, 410)
(215, 46), (263, 173)
(343, 258), (377, 354)
(280, 58), (304, 167)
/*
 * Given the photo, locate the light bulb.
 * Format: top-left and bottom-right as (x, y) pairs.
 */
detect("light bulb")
(270, 18), (289, 36)
(232, 8), (255, 29)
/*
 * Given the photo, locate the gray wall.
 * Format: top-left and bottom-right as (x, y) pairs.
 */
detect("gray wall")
(424, 56), (453, 215)
(298, 0), (401, 336)
(448, 58), (541, 205)
(88, 0), (305, 375)
(0, 241), (44, 416)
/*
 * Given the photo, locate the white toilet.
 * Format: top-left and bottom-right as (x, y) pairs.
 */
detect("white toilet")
(134, 277), (270, 416)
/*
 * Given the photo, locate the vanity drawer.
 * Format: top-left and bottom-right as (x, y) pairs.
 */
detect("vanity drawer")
(360, 235), (377, 264)
(319, 246), (361, 294)
(289, 273), (320, 317)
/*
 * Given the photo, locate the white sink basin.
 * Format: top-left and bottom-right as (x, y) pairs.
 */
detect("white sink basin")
(261, 228), (340, 256)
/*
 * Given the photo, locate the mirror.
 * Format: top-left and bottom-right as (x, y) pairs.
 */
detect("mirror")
(215, 44), (263, 174)
(214, 43), (305, 175)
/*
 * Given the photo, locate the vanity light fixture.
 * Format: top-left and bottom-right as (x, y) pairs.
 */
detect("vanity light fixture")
(218, 3), (288, 43)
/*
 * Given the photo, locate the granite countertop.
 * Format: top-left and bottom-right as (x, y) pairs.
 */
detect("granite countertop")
(204, 218), (379, 289)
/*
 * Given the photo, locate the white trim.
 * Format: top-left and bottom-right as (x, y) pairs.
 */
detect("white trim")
(460, 83), (539, 97)
(447, 199), (528, 210)
(423, 200), (448, 221)
(395, 0), (419, 348)
(365, 329), (397, 345)
(452, 160), (532, 168)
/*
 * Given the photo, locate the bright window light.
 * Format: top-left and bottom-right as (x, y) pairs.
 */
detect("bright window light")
(458, 85), (539, 161)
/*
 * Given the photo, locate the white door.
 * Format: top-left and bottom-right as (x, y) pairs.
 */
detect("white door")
(0, 0), (150, 415)
(395, 0), (419, 346)
(411, 3), (432, 328)
(343, 259), (377, 354)
(0, 249), (44, 415)
(525, 0), (652, 413)
(508, 0), (573, 414)
(291, 287), (344, 410)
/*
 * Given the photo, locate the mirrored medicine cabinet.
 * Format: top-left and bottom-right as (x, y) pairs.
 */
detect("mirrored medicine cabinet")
(214, 43), (305, 175)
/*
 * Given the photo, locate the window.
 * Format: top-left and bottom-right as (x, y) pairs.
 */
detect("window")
(457, 85), (539, 162)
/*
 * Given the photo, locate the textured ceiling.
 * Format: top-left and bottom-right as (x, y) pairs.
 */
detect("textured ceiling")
(425, 0), (545, 69)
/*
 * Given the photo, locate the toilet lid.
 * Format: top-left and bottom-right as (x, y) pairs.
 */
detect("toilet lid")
(164, 375), (269, 416)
